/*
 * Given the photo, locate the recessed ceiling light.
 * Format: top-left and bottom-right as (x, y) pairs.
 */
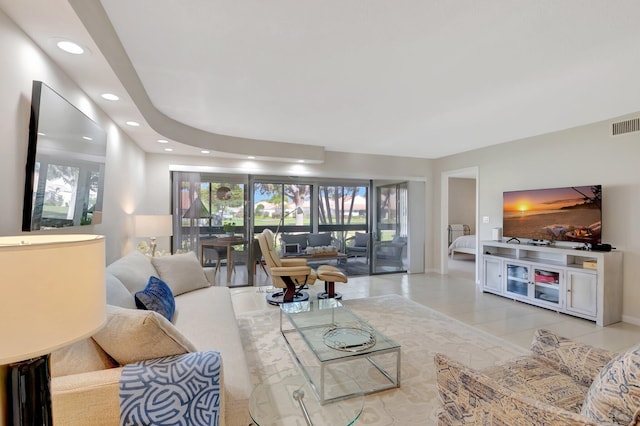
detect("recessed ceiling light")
(82, 136), (93, 141)
(298, 160), (305, 163)
(101, 93), (119, 101)
(247, 156), (255, 159)
(56, 40), (84, 55)
(157, 139), (169, 144)
(201, 150), (210, 154)
(126, 121), (140, 127)
(164, 148), (174, 152)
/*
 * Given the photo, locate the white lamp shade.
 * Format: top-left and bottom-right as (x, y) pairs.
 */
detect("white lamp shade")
(0, 234), (106, 364)
(135, 215), (173, 238)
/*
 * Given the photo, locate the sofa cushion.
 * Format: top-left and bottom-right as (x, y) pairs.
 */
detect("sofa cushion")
(581, 342), (640, 424)
(308, 233), (333, 247)
(151, 252), (210, 296)
(482, 356), (590, 414)
(105, 272), (136, 309)
(51, 338), (118, 377)
(93, 305), (196, 366)
(173, 286), (252, 416)
(107, 251), (158, 294)
(280, 233), (308, 250)
(134, 276), (175, 321)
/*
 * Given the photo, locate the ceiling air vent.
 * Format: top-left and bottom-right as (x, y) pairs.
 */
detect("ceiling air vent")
(611, 117), (640, 136)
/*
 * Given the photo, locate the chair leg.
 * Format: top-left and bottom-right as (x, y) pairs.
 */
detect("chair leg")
(317, 281), (342, 300)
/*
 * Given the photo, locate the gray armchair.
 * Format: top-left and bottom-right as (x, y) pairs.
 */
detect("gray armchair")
(345, 232), (370, 260)
(373, 235), (407, 269)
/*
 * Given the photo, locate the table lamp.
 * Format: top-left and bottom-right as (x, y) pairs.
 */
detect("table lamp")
(135, 214), (173, 256)
(0, 234), (106, 426)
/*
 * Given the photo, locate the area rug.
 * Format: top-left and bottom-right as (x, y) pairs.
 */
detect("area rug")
(237, 294), (528, 425)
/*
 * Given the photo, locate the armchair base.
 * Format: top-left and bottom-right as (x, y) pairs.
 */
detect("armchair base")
(266, 290), (310, 306)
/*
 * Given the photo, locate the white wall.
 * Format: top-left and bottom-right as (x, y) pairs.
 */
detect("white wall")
(434, 113), (640, 324)
(0, 10), (147, 263)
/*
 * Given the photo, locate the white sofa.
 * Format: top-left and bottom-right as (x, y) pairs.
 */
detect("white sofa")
(51, 250), (252, 426)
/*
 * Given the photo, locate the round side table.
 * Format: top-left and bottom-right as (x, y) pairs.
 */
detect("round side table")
(249, 368), (364, 426)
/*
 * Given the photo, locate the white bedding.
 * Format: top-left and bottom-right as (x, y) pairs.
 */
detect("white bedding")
(448, 235), (476, 256)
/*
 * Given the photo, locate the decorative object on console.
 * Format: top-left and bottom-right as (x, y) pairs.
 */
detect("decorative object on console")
(0, 234), (105, 426)
(135, 214), (173, 257)
(23, 81), (107, 231)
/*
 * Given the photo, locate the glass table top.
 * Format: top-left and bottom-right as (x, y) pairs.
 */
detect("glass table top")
(280, 299), (400, 363)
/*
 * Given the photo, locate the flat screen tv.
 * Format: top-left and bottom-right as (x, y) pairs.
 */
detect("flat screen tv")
(23, 81), (107, 231)
(503, 185), (602, 244)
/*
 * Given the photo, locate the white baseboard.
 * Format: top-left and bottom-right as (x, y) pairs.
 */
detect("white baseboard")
(622, 314), (640, 326)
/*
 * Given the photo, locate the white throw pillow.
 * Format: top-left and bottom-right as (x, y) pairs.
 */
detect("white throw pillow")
(107, 250), (158, 294)
(93, 305), (196, 365)
(51, 338), (118, 377)
(105, 272), (136, 309)
(151, 252), (210, 296)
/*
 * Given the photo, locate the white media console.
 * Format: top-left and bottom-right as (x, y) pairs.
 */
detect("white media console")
(480, 241), (623, 326)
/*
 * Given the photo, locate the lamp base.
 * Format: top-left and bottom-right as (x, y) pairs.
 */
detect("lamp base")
(8, 354), (52, 426)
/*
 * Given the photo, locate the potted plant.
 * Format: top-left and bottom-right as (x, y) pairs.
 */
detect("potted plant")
(223, 221), (236, 236)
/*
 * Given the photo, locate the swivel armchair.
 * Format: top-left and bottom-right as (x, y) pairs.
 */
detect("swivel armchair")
(257, 229), (317, 305)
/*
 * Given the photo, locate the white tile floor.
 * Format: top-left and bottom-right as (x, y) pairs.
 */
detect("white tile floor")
(230, 256), (640, 352)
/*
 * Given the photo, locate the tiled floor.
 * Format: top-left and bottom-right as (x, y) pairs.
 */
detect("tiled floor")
(230, 256), (640, 352)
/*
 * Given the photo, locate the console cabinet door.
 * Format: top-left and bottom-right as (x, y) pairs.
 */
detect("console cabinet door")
(566, 270), (597, 317)
(483, 257), (503, 293)
(505, 261), (530, 299)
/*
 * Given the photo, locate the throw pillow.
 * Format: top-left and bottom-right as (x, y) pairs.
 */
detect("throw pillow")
(51, 338), (118, 377)
(107, 250), (158, 294)
(308, 233), (333, 247)
(354, 232), (369, 247)
(151, 252), (210, 296)
(135, 276), (175, 321)
(581, 342), (640, 424)
(93, 305), (196, 366)
(105, 272), (136, 309)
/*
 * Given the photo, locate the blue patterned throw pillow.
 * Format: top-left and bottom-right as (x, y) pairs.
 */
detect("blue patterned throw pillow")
(135, 276), (175, 321)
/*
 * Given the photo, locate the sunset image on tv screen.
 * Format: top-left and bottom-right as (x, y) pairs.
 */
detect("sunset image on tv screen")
(503, 185), (601, 244)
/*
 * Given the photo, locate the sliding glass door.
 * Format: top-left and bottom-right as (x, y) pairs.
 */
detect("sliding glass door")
(373, 182), (408, 274)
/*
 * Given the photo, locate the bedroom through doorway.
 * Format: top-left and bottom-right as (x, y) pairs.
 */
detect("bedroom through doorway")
(441, 167), (479, 283)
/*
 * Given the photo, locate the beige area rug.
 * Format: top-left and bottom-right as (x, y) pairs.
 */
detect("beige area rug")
(237, 294), (528, 425)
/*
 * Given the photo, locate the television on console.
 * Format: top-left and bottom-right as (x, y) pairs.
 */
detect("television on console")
(503, 185), (602, 244)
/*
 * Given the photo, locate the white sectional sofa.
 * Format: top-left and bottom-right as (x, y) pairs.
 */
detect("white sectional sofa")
(50, 250), (252, 425)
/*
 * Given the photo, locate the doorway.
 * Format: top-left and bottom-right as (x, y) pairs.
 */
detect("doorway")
(441, 167), (479, 282)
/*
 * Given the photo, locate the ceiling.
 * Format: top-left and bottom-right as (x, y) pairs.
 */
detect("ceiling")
(3, 0), (640, 161)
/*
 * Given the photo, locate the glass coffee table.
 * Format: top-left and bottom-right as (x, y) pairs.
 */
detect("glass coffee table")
(280, 299), (401, 404)
(249, 368), (364, 426)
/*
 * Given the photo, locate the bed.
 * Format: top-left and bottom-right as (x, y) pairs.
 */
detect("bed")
(447, 224), (476, 258)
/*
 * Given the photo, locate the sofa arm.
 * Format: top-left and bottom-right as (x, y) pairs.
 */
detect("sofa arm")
(434, 353), (615, 426)
(52, 367), (123, 425)
(529, 329), (616, 387)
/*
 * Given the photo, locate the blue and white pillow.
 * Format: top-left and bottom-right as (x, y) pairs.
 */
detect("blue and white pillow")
(120, 351), (222, 426)
(135, 276), (175, 321)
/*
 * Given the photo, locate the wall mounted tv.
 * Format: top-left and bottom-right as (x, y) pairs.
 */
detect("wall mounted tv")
(22, 81), (107, 231)
(503, 185), (602, 244)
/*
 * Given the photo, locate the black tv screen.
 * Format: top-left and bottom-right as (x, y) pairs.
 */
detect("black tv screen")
(503, 185), (602, 244)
